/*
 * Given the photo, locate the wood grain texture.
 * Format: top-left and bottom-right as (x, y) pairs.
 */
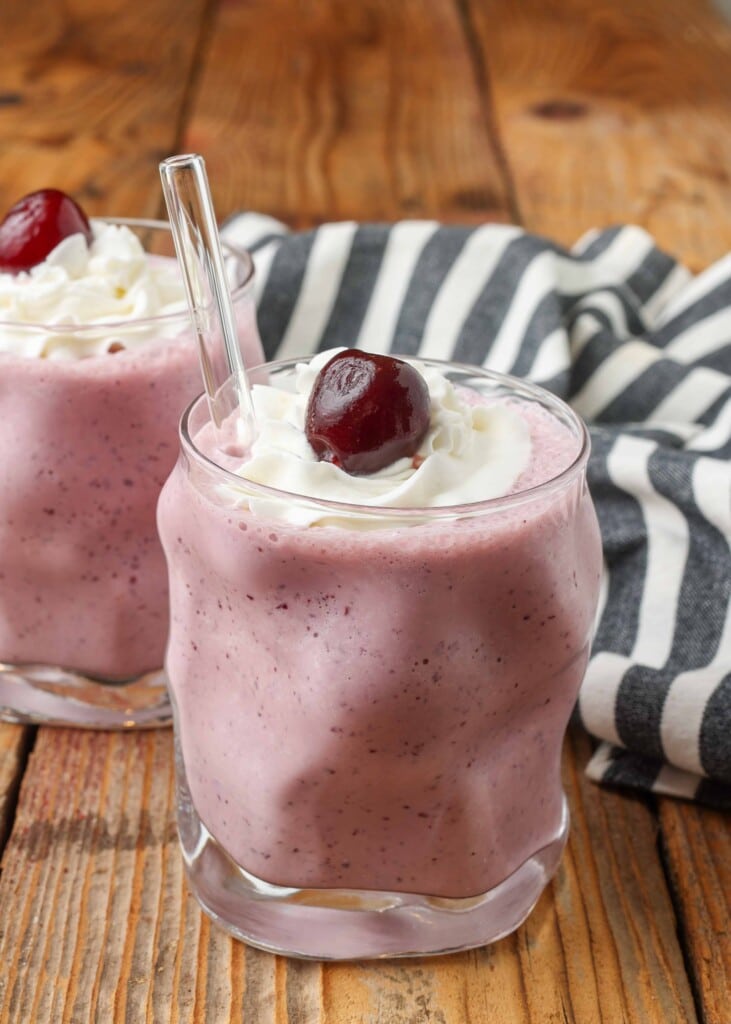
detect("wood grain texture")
(0, 729), (338, 1023)
(660, 800), (731, 1024)
(181, 0), (514, 225)
(0, 729), (228, 1022)
(0, 728), (699, 1024)
(464, 0), (731, 268)
(0, 0), (211, 217)
(0, 725), (31, 855)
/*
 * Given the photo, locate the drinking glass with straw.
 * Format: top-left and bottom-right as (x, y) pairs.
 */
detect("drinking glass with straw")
(160, 154), (257, 449)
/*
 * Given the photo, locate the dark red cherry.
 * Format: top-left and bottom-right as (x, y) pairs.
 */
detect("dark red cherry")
(0, 189), (93, 274)
(305, 349), (431, 475)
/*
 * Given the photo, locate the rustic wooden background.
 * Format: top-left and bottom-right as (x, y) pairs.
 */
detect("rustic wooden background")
(0, 1), (730, 1021)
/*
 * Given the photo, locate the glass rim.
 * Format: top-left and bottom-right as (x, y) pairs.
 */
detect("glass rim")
(179, 356), (592, 521)
(0, 216), (255, 336)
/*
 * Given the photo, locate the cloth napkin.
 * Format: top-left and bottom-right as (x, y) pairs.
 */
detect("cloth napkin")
(223, 213), (731, 809)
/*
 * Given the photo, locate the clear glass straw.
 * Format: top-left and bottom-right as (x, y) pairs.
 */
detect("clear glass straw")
(160, 153), (256, 447)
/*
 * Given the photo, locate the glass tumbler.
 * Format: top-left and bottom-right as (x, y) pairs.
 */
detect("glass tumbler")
(0, 218), (261, 728)
(159, 359), (603, 959)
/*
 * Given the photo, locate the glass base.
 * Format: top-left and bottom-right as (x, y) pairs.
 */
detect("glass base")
(176, 756), (569, 960)
(0, 662), (171, 729)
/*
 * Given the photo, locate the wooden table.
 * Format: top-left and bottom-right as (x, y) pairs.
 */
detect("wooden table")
(1, 2), (730, 1020)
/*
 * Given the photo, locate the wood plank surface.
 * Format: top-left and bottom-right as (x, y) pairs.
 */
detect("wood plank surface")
(181, 0), (514, 225)
(660, 800), (731, 1024)
(0, 0), (211, 216)
(0, 726), (31, 856)
(0, 727), (699, 1023)
(465, 0), (731, 268)
(0, 730), (180, 1021)
(0, 0), (728, 1021)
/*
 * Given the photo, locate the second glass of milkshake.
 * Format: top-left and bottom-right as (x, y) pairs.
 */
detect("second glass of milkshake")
(159, 350), (603, 959)
(0, 201), (263, 727)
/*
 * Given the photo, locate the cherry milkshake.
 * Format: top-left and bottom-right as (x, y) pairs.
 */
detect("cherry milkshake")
(159, 351), (602, 958)
(0, 190), (263, 727)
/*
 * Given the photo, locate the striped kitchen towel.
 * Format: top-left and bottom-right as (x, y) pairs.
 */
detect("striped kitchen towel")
(223, 214), (731, 809)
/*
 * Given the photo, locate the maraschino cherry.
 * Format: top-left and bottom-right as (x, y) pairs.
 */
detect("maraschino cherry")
(305, 349), (431, 475)
(0, 189), (93, 274)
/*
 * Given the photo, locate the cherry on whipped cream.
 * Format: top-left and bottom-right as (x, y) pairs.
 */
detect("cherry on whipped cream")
(305, 349), (431, 475)
(0, 189), (93, 274)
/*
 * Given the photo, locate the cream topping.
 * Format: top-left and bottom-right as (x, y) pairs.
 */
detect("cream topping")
(0, 222), (187, 358)
(226, 350), (532, 526)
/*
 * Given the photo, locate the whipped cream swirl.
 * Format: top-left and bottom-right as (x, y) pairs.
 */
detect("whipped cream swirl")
(228, 350), (532, 526)
(0, 222), (187, 359)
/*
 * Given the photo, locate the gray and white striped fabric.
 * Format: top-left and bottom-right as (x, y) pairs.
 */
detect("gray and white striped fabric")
(224, 213), (731, 808)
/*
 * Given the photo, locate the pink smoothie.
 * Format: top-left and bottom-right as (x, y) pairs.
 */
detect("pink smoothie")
(159, 388), (602, 900)
(0, 304), (263, 681)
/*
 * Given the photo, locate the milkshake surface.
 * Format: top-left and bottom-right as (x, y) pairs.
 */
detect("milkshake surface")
(160, 356), (602, 900)
(0, 218), (262, 682)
